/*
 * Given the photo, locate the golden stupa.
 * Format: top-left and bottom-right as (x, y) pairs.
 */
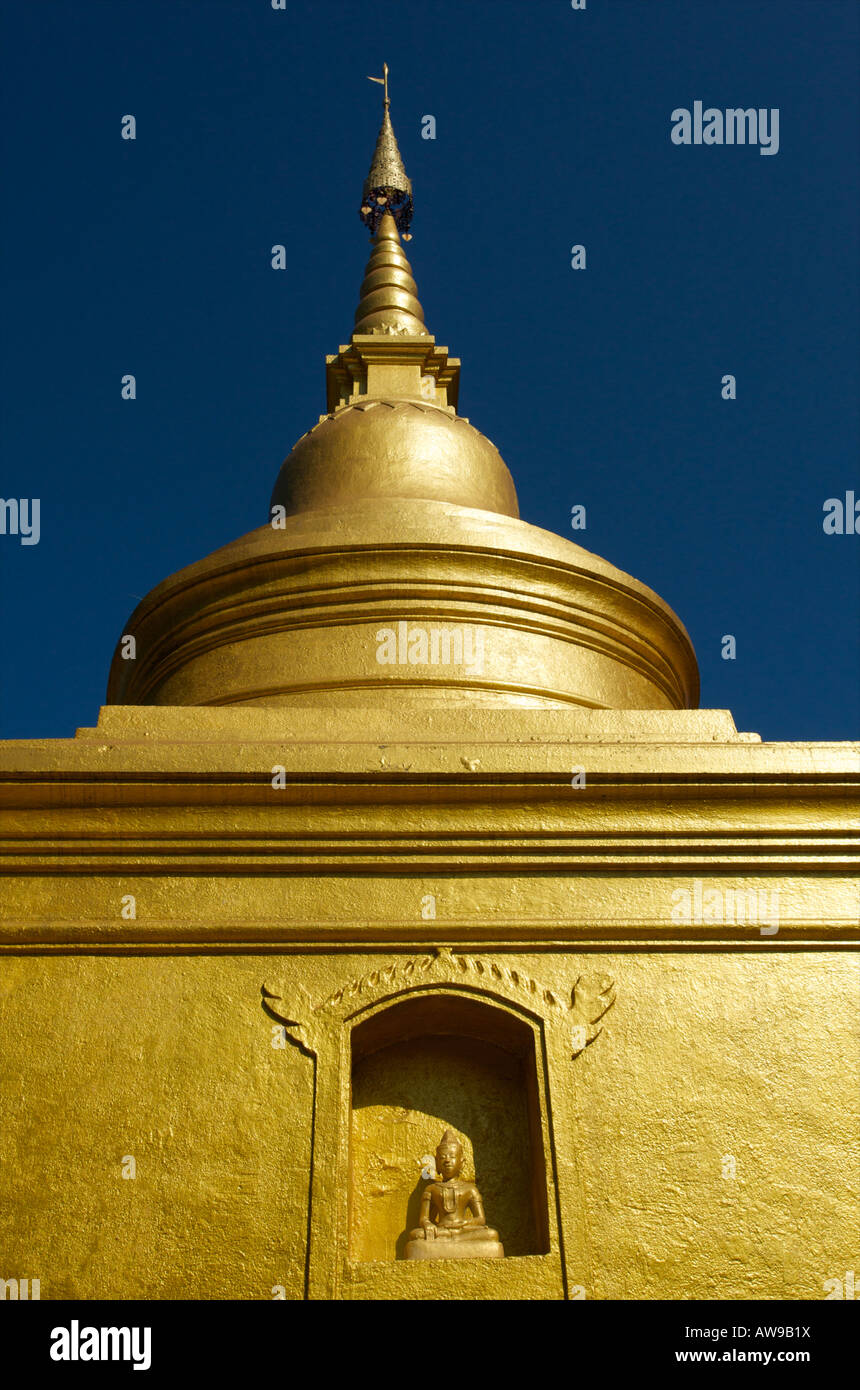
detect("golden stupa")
(0, 72), (857, 1303)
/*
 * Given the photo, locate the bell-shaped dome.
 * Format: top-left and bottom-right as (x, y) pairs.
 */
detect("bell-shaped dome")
(106, 499), (698, 711)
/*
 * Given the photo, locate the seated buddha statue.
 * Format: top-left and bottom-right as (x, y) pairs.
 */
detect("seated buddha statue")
(404, 1129), (504, 1260)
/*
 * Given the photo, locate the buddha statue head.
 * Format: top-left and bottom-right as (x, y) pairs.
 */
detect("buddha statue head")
(435, 1129), (463, 1181)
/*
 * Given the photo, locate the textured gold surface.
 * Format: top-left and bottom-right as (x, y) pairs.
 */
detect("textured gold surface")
(1, 704), (858, 1300)
(0, 945), (857, 1299)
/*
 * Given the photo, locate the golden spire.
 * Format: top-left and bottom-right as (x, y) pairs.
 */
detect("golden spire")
(360, 64), (413, 240)
(353, 211), (426, 336)
(354, 68), (423, 336)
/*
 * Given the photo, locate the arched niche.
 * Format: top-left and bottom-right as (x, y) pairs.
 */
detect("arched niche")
(349, 993), (550, 1263)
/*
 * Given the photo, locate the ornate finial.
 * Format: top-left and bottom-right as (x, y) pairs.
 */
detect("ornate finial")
(360, 64), (414, 240)
(367, 61), (390, 110)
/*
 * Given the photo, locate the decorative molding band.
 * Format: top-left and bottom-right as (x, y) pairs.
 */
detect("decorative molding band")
(0, 919), (857, 950)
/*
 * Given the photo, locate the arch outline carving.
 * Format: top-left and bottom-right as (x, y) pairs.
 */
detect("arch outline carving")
(261, 947), (616, 1299)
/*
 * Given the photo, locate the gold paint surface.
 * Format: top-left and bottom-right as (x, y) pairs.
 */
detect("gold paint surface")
(269, 403), (518, 518)
(1, 706), (857, 1298)
(0, 949), (856, 1299)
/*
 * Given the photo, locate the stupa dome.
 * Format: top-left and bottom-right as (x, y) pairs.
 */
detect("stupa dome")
(105, 497), (697, 712)
(270, 400), (519, 519)
(106, 91), (699, 716)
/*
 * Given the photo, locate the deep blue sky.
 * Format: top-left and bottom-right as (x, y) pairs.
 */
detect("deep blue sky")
(1, 0), (858, 742)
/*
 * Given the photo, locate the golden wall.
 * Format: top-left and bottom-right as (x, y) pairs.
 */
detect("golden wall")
(1, 705), (857, 1301)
